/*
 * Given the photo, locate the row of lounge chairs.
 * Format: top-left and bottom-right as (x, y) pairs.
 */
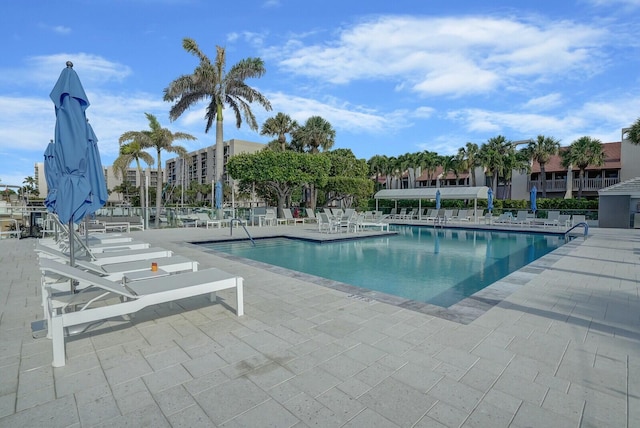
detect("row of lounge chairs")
(487, 210), (585, 228)
(34, 214), (244, 367)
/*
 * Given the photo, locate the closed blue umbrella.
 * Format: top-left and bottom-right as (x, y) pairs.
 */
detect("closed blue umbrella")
(83, 121), (108, 216)
(215, 181), (223, 210)
(43, 140), (59, 213)
(487, 187), (494, 214)
(48, 61), (107, 286)
(435, 189), (441, 210)
(530, 185), (537, 214)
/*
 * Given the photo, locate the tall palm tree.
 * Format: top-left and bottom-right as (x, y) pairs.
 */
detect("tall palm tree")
(292, 116), (335, 209)
(625, 117), (640, 145)
(163, 38), (272, 204)
(113, 140), (154, 220)
(479, 135), (511, 194)
(419, 151), (440, 187)
(292, 116), (336, 153)
(260, 112), (298, 151)
(560, 136), (605, 199)
(368, 155), (389, 191)
(524, 135), (560, 197)
(456, 142), (480, 187)
(119, 113), (195, 227)
(439, 155), (459, 186)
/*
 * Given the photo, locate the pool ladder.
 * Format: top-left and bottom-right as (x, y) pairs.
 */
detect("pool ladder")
(564, 222), (589, 239)
(229, 218), (256, 246)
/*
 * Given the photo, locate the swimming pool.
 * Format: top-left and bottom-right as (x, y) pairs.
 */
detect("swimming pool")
(200, 226), (566, 308)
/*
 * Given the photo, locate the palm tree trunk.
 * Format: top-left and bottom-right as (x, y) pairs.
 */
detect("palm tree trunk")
(155, 150), (162, 228)
(540, 163), (547, 197)
(215, 113), (224, 219)
(135, 160), (145, 226)
(578, 169), (585, 199)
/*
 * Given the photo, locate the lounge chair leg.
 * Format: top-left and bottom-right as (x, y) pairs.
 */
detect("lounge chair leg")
(236, 278), (244, 316)
(51, 313), (65, 367)
(209, 292), (217, 303)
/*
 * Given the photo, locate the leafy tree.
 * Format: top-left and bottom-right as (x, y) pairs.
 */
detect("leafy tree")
(524, 135), (560, 197)
(120, 113), (195, 227)
(164, 38), (272, 208)
(625, 117), (640, 145)
(322, 149), (373, 207)
(560, 136), (605, 199)
(227, 150), (330, 216)
(113, 140), (154, 216)
(290, 116), (335, 208)
(260, 112), (298, 151)
(456, 142), (480, 187)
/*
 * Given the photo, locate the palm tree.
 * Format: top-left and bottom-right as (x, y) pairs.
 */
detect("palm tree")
(560, 136), (605, 199)
(524, 135), (560, 197)
(113, 140), (154, 222)
(624, 117), (640, 145)
(22, 176), (37, 201)
(418, 151), (440, 187)
(456, 142), (480, 187)
(479, 135), (511, 194)
(164, 38), (272, 206)
(368, 155), (389, 191)
(292, 116), (335, 209)
(292, 116), (336, 153)
(119, 113), (196, 227)
(261, 112), (298, 151)
(439, 155), (460, 186)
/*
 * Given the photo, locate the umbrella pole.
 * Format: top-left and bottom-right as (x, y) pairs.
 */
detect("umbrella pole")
(69, 219), (76, 293)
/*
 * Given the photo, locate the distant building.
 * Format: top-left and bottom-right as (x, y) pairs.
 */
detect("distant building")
(165, 139), (264, 187)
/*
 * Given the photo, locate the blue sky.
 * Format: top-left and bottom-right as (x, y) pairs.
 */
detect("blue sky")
(1, 0), (639, 187)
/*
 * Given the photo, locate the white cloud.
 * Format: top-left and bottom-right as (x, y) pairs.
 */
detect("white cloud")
(523, 93), (564, 111)
(267, 15), (608, 97)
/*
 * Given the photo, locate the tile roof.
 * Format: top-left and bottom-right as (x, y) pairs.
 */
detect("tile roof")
(531, 142), (620, 173)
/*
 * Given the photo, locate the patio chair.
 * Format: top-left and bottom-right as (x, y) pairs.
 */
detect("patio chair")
(543, 211), (560, 228)
(513, 210), (531, 227)
(263, 208), (278, 226)
(571, 214), (586, 226)
(303, 209), (318, 223)
(318, 212), (339, 233)
(558, 214), (571, 228)
(38, 258), (243, 367)
(442, 210), (454, 223)
(454, 209), (469, 222)
(282, 208), (304, 225)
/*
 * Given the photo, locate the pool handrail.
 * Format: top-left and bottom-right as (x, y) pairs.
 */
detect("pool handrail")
(565, 222), (588, 238)
(230, 218), (255, 246)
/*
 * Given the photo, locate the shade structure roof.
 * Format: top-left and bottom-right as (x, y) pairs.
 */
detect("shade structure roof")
(374, 186), (490, 200)
(598, 177), (640, 197)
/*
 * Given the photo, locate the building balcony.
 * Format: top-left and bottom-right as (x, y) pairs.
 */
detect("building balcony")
(528, 177), (620, 193)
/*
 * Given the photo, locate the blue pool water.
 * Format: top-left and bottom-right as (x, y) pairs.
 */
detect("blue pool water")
(201, 226), (565, 307)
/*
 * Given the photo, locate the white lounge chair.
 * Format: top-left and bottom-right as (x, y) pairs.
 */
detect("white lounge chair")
(303, 208), (317, 223)
(39, 258), (244, 367)
(35, 242), (173, 266)
(282, 208), (304, 225)
(543, 211), (560, 228)
(571, 214), (586, 226)
(513, 210), (531, 227)
(318, 212), (338, 233)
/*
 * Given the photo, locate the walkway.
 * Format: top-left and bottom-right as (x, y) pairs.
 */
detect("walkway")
(0, 224), (637, 427)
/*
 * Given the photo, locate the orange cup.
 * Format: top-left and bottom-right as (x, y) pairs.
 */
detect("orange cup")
(151, 262), (158, 272)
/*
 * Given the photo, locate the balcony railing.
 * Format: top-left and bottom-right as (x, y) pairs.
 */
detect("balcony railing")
(528, 177), (619, 192)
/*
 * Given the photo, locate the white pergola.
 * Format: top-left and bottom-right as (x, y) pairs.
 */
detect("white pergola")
(374, 186), (490, 220)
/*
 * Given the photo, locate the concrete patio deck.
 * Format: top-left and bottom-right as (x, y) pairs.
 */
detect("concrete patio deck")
(0, 223), (638, 427)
